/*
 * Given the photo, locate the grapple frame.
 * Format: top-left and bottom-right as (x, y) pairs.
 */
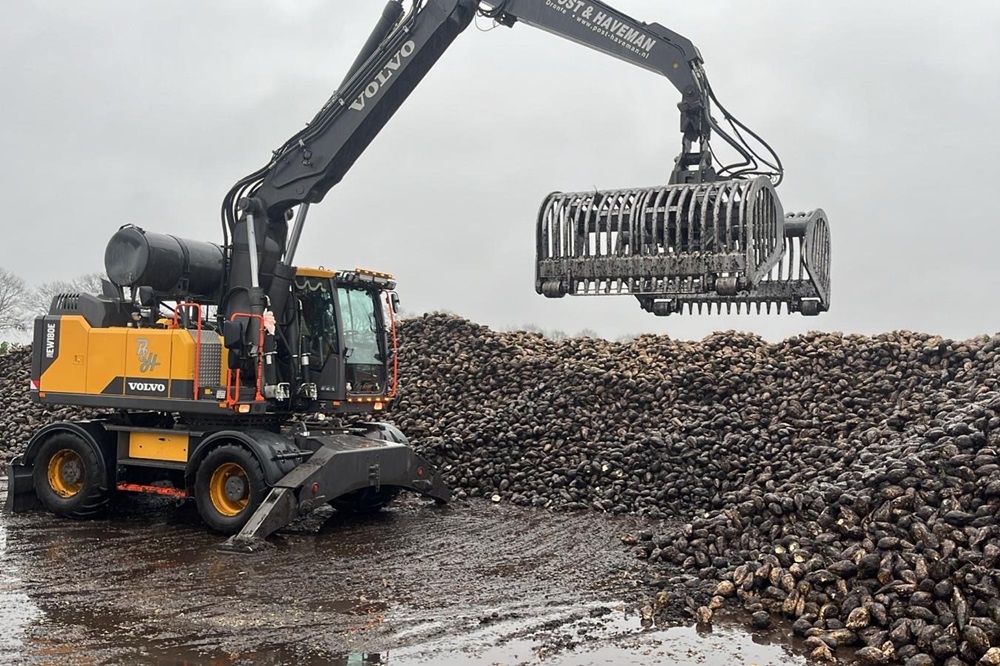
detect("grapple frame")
(535, 176), (830, 316)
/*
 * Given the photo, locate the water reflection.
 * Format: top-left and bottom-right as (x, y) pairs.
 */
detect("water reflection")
(342, 654), (387, 665)
(0, 509), (43, 658)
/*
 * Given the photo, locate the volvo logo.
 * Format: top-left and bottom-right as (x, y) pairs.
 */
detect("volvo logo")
(128, 381), (166, 393)
(349, 41), (416, 112)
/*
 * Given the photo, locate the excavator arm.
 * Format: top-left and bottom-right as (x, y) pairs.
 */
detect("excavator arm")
(220, 0), (479, 341)
(231, 0), (719, 226)
(242, 0), (480, 221)
(479, 0), (715, 184)
(222, 0), (830, 325)
(476, 1), (830, 315)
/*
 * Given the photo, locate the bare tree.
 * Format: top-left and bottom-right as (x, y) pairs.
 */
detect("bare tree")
(0, 267), (29, 331)
(31, 272), (108, 316)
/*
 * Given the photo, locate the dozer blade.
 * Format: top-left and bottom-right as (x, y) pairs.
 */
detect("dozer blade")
(535, 176), (831, 316)
(221, 434), (449, 553)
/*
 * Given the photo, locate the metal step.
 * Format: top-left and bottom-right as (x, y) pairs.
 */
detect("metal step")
(535, 176), (831, 316)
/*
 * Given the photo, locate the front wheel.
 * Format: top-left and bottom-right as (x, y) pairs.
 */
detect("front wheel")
(32, 433), (112, 518)
(194, 445), (267, 534)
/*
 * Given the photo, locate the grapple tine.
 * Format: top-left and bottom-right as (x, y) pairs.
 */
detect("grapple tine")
(535, 176), (831, 316)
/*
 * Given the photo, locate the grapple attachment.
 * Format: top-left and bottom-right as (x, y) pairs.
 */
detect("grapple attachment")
(535, 176), (830, 316)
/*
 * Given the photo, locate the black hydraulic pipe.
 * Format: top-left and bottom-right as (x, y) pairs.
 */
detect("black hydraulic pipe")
(339, 0), (406, 90)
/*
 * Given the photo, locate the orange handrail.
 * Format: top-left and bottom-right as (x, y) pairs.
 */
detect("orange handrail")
(383, 291), (399, 400)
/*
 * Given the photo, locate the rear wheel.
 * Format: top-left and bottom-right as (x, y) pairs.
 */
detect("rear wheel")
(32, 433), (112, 518)
(194, 445), (267, 534)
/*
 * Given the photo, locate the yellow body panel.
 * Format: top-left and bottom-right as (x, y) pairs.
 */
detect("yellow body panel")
(129, 432), (189, 462)
(41, 315), (224, 400)
(86, 328), (128, 394)
(39, 316), (90, 394)
(170, 332), (196, 398)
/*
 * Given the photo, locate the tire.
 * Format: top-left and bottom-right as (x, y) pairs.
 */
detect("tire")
(194, 445), (268, 535)
(32, 433), (112, 519)
(330, 487), (400, 514)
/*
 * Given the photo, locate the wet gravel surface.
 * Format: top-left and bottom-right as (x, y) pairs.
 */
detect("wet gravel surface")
(0, 479), (806, 665)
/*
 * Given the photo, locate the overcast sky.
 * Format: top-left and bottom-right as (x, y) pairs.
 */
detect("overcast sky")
(2, 1), (999, 342)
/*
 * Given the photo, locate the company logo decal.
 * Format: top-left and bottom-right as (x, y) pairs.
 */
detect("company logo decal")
(350, 40), (416, 111)
(128, 381), (167, 393)
(137, 338), (161, 373)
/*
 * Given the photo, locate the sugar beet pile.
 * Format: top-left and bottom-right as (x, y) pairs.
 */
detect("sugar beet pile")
(6, 313), (1000, 665)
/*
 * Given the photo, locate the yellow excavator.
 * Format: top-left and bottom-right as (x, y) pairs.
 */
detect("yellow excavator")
(4, 0), (831, 551)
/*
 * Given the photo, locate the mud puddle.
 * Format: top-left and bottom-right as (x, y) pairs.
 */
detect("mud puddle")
(0, 477), (805, 665)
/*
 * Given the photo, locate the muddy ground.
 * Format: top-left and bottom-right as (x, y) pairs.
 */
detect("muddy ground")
(0, 478), (809, 665)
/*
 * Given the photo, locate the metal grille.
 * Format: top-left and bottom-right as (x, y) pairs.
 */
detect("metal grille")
(198, 335), (222, 387)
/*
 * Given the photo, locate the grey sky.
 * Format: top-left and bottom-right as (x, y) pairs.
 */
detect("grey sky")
(2, 1), (999, 341)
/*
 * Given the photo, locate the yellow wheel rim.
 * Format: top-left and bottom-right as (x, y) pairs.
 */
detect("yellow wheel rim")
(209, 462), (250, 517)
(47, 449), (85, 498)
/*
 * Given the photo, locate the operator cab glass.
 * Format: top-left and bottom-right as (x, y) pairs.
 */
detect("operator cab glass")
(337, 286), (387, 395)
(296, 276), (339, 377)
(294, 271), (390, 404)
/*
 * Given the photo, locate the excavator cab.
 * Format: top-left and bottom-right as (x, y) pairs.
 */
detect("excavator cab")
(291, 267), (397, 412)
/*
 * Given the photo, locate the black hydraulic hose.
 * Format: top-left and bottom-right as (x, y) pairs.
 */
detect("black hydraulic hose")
(338, 0), (406, 91)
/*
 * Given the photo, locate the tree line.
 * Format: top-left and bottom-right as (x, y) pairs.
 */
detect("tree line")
(0, 268), (638, 343)
(0, 267), (106, 332)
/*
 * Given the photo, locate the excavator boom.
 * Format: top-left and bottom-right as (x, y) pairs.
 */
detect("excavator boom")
(226, 0), (831, 323)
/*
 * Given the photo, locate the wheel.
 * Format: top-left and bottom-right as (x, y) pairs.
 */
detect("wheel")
(330, 487), (400, 514)
(194, 445), (268, 535)
(32, 433), (112, 518)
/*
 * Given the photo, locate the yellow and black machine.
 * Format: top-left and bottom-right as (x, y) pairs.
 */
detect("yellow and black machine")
(5, 0), (831, 550)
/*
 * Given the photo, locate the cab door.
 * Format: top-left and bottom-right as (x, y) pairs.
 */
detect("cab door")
(295, 274), (344, 402)
(336, 286), (388, 397)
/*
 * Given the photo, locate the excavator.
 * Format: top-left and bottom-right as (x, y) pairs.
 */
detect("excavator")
(4, 0), (831, 550)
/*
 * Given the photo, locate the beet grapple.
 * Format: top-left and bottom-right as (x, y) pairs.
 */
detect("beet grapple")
(536, 176), (831, 316)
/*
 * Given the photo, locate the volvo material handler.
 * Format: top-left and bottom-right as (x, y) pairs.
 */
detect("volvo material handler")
(5, 0), (832, 551)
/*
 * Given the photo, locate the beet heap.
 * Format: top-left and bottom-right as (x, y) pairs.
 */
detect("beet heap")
(5, 313), (1000, 664)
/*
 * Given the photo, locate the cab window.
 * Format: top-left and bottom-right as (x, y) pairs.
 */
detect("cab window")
(296, 277), (338, 374)
(337, 286), (384, 393)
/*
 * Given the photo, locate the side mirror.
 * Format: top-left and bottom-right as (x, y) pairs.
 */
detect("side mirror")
(135, 285), (157, 307)
(390, 292), (400, 314)
(100, 279), (119, 299)
(223, 320), (246, 370)
(222, 320), (246, 350)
